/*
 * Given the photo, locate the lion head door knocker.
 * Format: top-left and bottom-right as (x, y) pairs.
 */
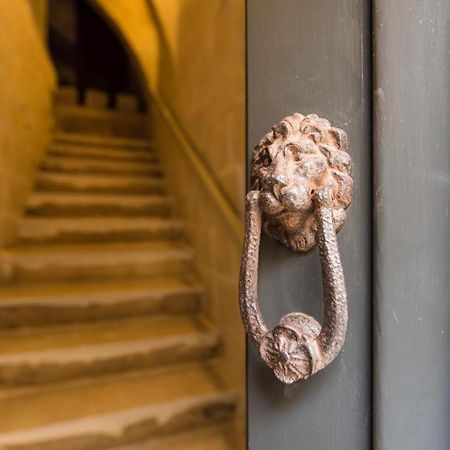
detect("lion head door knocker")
(239, 113), (353, 384)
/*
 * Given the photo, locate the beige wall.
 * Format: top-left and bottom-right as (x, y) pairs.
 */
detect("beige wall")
(92, 0), (245, 442)
(149, 7), (246, 440)
(152, 0), (245, 210)
(148, 0), (245, 386)
(0, 0), (56, 247)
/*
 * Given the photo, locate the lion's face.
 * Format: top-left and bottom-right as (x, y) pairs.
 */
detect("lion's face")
(252, 113), (353, 252)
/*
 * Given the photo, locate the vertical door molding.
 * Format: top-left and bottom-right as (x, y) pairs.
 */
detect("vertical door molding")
(373, 1), (450, 449)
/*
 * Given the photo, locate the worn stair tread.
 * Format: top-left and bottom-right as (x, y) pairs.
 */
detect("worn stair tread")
(0, 315), (218, 385)
(0, 328), (217, 386)
(113, 425), (233, 450)
(40, 155), (163, 176)
(0, 276), (199, 305)
(18, 217), (183, 243)
(3, 242), (192, 263)
(1, 242), (194, 283)
(55, 92), (140, 113)
(0, 314), (211, 355)
(48, 143), (157, 162)
(26, 192), (173, 217)
(55, 109), (148, 139)
(53, 132), (152, 149)
(0, 363), (235, 440)
(0, 277), (201, 327)
(6, 240), (190, 257)
(35, 172), (165, 195)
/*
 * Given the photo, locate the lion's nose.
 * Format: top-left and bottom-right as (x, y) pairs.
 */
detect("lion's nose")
(280, 185), (309, 211)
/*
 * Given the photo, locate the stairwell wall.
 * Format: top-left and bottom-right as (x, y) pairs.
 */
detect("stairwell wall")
(0, 0), (56, 247)
(149, 0), (245, 393)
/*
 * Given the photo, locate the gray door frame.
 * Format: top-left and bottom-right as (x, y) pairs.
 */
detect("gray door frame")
(373, 1), (450, 449)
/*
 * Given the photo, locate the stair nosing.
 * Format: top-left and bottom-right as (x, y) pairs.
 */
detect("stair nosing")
(0, 331), (218, 366)
(48, 145), (156, 160)
(0, 391), (236, 448)
(27, 192), (172, 203)
(53, 132), (152, 148)
(7, 239), (193, 255)
(36, 172), (164, 183)
(40, 154), (161, 168)
(18, 217), (182, 225)
(0, 281), (201, 307)
(17, 217), (184, 240)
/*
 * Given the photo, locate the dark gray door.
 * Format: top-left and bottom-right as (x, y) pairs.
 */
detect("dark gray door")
(246, 1), (450, 449)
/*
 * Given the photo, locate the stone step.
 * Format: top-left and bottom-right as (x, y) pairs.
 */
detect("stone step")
(0, 277), (201, 328)
(26, 193), (173, 217)
(1, 242), (194, 283)
(48, 143), (157, 163)
(40, 155), (163, 177)
(54, 90), (140, 112)
(53, 132), (153, 151)
(0, 363), (235, 449)
(0, 315), (218, 385)
(35, 172), (165, 195)
(53, 86), (77, 106)
(116, 93), (141, 113)
(55, 106), (148, 139)
(112, 425), (233, 450)
(18, 217), (183, 244)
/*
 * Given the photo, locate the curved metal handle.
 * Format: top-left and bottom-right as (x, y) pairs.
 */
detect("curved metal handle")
(239, 113), (352, 384)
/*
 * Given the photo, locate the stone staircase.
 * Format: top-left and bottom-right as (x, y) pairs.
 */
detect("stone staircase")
(0, 104), (236, 449)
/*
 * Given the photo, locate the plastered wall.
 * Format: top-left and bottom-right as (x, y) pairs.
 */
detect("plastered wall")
(0, 0), (56, 247)
(149, 0), (245, 394)
(151, 0), (245, 210)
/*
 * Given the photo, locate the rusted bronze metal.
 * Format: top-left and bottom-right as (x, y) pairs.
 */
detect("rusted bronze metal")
(240, 113), (352, 384)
